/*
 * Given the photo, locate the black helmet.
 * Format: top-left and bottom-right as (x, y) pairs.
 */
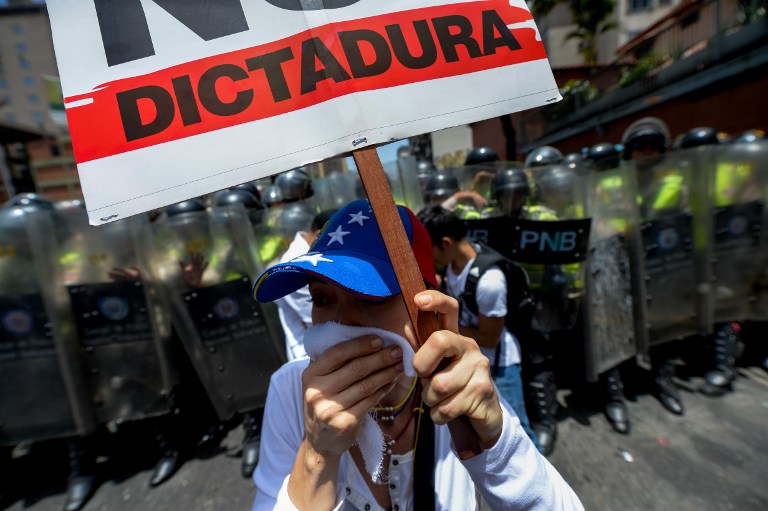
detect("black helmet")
(416, 160), (437, 189)
(492, 167), (529, 197)
(276, 202), (315, 235)
(524, 146), (563, 168)
(165, 198), (206, 217)
(424, 169), (459, 203)
(621, 117), (670, 160)
(536, 165), (574, 197)
(275, 168), (313, 201)
(214, 188), (264, 210)
(233, 182), (262, 200)
(730, 129), (765, 144)
(679, 127), (719, 149)
(586, 143), (620, 171)
(562, 153), (585, 168)
(263, 185), (284, 207)
(464, 146), (500, 166)
(5, 193), (54, 212)
(492, 167), (529, 217)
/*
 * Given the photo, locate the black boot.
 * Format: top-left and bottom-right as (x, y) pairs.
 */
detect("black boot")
(527, 372), (558, 456)
(602, 368), (629, 434)
(701, 323), (742, 397)
(652, 358), (683, 415)
(241, 409), (262, 479)
(64, 437), (96, 511)
(149, 429), (180, 487)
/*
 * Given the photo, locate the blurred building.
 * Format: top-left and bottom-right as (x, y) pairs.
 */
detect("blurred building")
(0, 3), (59, 133)
(0, 119), (42, 201)
(470, 0), (767, 158)
(0, 3), (82, 202)
(541, 0), (684, 68)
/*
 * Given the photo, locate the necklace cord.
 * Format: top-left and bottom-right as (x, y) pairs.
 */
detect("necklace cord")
(404, 396), (426, 510)
(374, 377), (418, 413)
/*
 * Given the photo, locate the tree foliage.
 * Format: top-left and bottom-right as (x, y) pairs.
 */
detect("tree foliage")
(530, 0), (617, 64)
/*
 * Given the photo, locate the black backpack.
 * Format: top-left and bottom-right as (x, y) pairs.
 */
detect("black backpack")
(456, 242), (536, 374)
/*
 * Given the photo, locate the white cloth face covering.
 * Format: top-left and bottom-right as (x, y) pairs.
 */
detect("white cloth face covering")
(302, 321), (417, 484)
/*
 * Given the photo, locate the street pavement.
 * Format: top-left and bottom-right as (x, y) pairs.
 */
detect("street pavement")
(3, 366), (767, 511)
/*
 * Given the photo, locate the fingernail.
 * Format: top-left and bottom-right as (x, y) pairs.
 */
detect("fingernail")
(391, 348), (402, 360)
(417, 294), (432, 306)
(371, 337), (383, 348)
(395, 362), (404, 371)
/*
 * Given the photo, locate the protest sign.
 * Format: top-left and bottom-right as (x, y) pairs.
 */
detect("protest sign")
(47, 0), (560, 225)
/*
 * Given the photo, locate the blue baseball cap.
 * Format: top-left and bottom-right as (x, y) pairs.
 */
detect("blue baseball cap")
(253, 199), (437, 302)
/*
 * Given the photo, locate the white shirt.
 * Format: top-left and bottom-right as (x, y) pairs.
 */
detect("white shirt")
(445, 258), (521, 366)
(275, 232), (313, 361)
(252, 359), (584, 511)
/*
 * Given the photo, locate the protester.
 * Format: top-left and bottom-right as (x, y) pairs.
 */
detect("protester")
(251, 199), (584, 511)
(417, 205), (540, 449)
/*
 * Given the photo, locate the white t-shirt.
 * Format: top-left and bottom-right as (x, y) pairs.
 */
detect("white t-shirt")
(445, 258), (521, 366)
(275, 232), (312, 361)
(252, 359), (584, 511)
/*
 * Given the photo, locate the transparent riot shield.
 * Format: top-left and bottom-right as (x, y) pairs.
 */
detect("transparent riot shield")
(456, 161), (499, 214)
(254, 200), (317, 268)
(54, 204), (176, 425)
(747, 141), (768, 320)
(151, 204), (285, 421)
(635, 150), (709, 345)
(583, 162), (646, 381)
(0, 208), (95, 445)
(467, 164), (591, 332)
(699, 142), (768, 323)
(387, 155), (425, 212)
(313, 171), (359, 210)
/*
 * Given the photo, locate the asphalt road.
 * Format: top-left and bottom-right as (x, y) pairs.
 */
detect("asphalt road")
(3, 366), (767, 511)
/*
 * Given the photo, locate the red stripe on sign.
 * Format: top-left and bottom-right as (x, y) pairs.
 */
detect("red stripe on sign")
(65, 1), (547, 163)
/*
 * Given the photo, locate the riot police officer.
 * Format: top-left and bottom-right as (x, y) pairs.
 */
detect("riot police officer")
(489, 167), (561, 454)
(424, 168), (461, 206)
(1, 194), (100, 511)
(623, 119), (691, 416)
(464, 146), (500, 166)
(525, 146), (564, 169)
(583, 142), (644, 433)
(153, 198), (285, 479)
(677, 126), (762, 396)
(423, 168), (485, 218)
(587, 142), (621, 171)
(274, 168), (314, 203)
(415, 159), (437, 196)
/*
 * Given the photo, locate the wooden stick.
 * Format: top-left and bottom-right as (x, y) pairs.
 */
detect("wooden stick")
(353, 146), (482, 460)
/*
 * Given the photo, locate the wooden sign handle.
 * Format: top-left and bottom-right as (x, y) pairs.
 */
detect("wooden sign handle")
(353, 146), (482, 460)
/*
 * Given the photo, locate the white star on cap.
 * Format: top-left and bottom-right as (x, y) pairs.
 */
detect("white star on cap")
(348, 211), (370, 226)
(292, 253), (333, 267)
(327, 225), (351, 246)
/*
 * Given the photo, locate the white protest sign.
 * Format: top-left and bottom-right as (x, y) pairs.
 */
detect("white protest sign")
(47, 0), (560, 225)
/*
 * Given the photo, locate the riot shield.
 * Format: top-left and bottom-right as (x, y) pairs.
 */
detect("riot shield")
(466, 163), (591, 332)
(54, 204), (176, 425)
(253, 200), (317, 268)
(0, 208), (95, 445)
(747, 141), (768, 320)
(313, 171), (359, 210)
(387, 155), (426, 212)
(151, 204), (285, 421)
(698, 142), (768, 323)
(582, 162), (646, 381)
(456, 161), (499, 210)
(635, 150), (709, 345)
